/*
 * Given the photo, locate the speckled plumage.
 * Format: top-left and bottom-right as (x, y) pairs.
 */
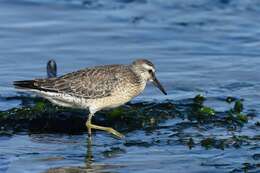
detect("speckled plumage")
(52, 65), (141, 97)
(14, 64), (145, 111)
(14, 59), (166, 138)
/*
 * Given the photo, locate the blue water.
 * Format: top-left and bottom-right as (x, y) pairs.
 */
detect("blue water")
(0, 0), (260, 173)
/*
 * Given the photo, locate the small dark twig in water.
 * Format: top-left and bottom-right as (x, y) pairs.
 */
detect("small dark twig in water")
(47, 59), (57, 78)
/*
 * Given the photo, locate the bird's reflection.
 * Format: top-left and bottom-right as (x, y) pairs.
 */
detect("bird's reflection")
(43, 136), (123, 173)
(85, 137), (94, 169)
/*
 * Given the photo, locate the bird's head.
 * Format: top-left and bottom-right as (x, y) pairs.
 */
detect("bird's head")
(131, 59), (167, 95)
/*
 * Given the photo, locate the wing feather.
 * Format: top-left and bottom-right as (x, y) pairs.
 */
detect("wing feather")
(38, 65), (123, 99)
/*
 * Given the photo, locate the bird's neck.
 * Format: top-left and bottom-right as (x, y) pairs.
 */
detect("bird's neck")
(130, 65), (147, 83)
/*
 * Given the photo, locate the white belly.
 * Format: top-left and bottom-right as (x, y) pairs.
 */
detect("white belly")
(34, 90), (88, 108)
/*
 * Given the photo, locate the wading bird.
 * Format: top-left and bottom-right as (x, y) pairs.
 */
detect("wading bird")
(14, 59), (167, 139)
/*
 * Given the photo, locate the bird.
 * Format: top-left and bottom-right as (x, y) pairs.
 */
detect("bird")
(13, 59), (167, 139)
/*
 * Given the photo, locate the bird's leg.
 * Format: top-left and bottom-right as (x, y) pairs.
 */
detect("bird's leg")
(86, 113), (124, 139)
(86, 113), (94, 137)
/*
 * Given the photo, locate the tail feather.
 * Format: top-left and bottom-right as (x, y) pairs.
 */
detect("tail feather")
(14, 80), (58, 93)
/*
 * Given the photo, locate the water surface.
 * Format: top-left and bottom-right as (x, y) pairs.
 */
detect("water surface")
(0, 0), (260, 172)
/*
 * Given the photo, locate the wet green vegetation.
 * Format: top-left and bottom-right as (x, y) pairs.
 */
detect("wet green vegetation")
(0, 95), (259, 172)
(0, 95), (258, 144)
(0, 95), (255, 132)
(0, 95), (250, 133)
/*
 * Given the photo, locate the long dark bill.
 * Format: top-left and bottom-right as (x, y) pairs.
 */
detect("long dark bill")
(152, 74), (167, 95)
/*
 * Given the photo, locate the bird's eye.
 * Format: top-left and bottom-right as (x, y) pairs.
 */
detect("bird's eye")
(148, 70), (153, 74)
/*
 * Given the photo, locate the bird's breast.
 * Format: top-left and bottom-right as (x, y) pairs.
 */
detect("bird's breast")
(87, 81), (146, 112)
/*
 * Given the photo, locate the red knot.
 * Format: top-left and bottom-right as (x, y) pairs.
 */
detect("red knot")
(14, 59), (167, 139)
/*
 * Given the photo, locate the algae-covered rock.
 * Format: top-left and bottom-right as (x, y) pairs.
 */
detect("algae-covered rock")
(0, 99), (87, 133)
(0, 95), (254, 135)
(0, 97), (178, 134)
(107, 107), (125, 118)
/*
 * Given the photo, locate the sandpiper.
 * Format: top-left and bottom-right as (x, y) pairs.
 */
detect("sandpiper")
(14, 59), (167, 138)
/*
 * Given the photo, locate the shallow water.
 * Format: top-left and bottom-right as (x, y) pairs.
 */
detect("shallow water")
(0, 0), (260, 173)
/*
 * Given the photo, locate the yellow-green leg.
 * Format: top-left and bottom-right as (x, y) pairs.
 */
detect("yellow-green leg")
(86, 113), (124, 139)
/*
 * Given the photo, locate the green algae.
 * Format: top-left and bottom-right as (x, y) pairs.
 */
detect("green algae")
(236, 113), (248, 123)
(199, 106), (215, 116)
(226, 100), (248, 125)
(0, 95), (255, 135)
(189, 94), (216, 122)
(33, 101), (46, 112)
(234, 100), (244, 113)
(107, 107), (125, 118)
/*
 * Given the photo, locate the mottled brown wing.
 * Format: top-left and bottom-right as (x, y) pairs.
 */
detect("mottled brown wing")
(38, 65), (122, 99)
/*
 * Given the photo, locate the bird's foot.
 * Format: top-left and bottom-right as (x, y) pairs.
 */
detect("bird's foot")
(86, 121), (124, 139)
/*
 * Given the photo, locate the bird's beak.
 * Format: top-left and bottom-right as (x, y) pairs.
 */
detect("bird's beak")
(152, 74), (167, 95)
